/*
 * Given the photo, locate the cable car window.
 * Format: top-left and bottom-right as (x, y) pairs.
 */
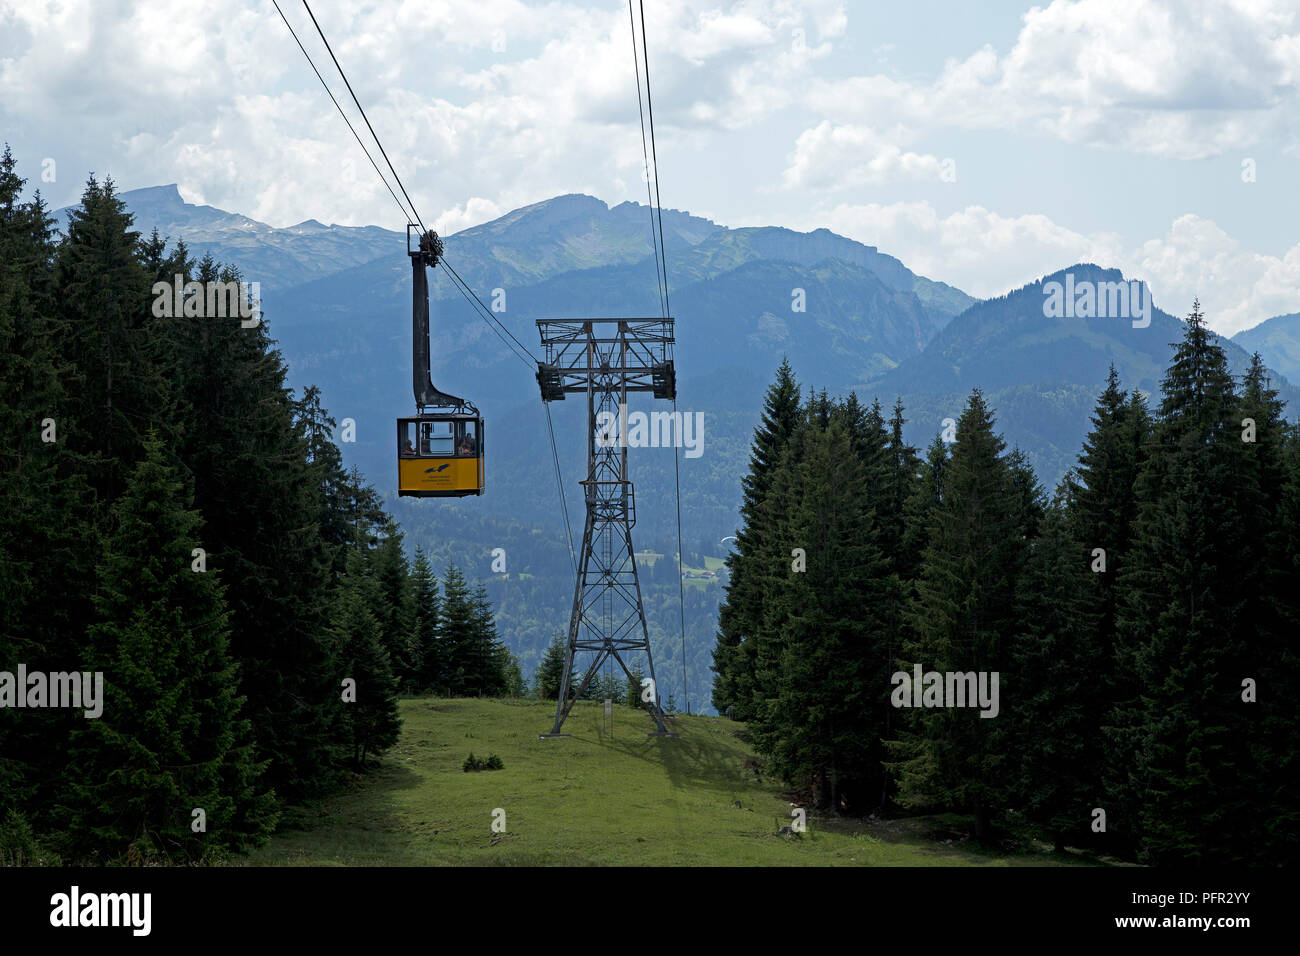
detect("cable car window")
(420, 420), (454, 456)
(456, 420), (479, 457)
(399, 421), (416, 457)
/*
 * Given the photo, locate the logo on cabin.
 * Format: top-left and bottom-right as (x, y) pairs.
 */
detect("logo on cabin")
(425, 464), (450, 474)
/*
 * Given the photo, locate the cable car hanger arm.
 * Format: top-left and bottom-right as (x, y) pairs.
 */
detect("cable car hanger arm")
(409, 225), (476, 415)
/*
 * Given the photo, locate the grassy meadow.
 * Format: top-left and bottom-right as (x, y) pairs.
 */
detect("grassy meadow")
(245, 698), (1112, 867)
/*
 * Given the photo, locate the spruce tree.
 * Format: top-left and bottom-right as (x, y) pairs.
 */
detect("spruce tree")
(1009, 491), (1099, 851)
(1267, 418), (1300, 862)
(439, 565), (475, 695)
(1114, 301), (1256, 863)
(368, 520), (418, 690)
(1236, 354), (1297, 863)
(901, 434), (949, 569)
(1068, 366), (1151, 856)
(329, 573), (402, 771)
(536, 634), (567, 700)
(158, 250), (343, 802)
(54, 175), (174, 505)
(465, 583), (507, 696)
(0, 148), (93, 816)
(744, 404), (819, 727)
(754, 419), (897, 813)
(64, 435), (276, 862)
(410, 547), (441, 692)
(885, 399), (922, 579)
(892, 390), (1028, 840)
(712, 358), (800, 718)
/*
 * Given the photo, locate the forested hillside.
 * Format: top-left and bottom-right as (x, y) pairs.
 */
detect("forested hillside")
(714, 314), (1300, 864)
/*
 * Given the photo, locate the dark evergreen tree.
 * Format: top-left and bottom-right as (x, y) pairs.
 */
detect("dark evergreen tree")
(1066, 366), (1151, 855)
(1009, 490), (1100, 851)
(367, 520), (418, 690)
(1268, 415), (1300, 863)
(892, 390), (1028, 840)
(0, 148), (93, 814)
(464, 582), (508, 696)
(410, 547), (442, 692)
(884, 399), (922, 579)
(1114, 302), (1256, 864)
(536, 634), (567, 700)
(160, 254), (343, 802)
(753, 419), (898, 813)
(54, 175), (175, 505)
(329, 568), (402, 771)
(64, 435), (277, 861)
(439, 565), (479, 695)
(1235, 354), (1297, 863)
(713, 358), (800, 718)
(901, 434), (949, 569)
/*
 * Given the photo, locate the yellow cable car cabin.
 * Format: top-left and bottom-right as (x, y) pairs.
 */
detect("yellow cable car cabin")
(398, 227), (484, 498)
(397, 413), (483, 497)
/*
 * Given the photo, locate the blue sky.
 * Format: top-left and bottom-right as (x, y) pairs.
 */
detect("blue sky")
(2, 0), (1297, 333)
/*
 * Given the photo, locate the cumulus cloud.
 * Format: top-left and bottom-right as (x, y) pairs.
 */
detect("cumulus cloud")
(0, 0), (847, 228)
(795, 201), (1298, 335)
(802, 0), (1300, 159)
(1131, 215), (1300, 334)
(780, 122), (947, 188)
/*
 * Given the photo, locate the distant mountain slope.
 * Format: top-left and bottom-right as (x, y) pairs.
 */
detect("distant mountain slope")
(438, 193), (721, 291)
(1233, 313), (1300, 384)
(868, 264), (1299, 485)
(91, 184), (402, 290)
(675, 225), (974, 318)
(100, 185), (971, 322)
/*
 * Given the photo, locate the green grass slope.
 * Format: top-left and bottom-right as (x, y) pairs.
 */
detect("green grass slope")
(244, 699), (1110, 867)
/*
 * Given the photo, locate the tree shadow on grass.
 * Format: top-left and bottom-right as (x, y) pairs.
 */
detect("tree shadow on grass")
(275, 759), (424, 836)
(603, 715), (754, 794)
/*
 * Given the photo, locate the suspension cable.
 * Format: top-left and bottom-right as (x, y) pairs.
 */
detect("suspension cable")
(274, 0), (578, 577)
(627, 0), (666, 321)
(301, 0), (427, 235)
(629, 0), (687, 714)
(639, 0), (672, 321)
(271, 0), (414, 227)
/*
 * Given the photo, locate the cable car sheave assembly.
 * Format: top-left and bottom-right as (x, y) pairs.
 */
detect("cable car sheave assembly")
(397, 227), (483, 497)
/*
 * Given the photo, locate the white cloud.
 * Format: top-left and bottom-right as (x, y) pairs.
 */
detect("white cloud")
(793, 201), (1298, 334)
(0, 0), (845, 229)
(1131, 215), (1300, 334)
(802, 0), (1300, 159)
(780, 121), (946, 188)
(803, 201), (1124, 299)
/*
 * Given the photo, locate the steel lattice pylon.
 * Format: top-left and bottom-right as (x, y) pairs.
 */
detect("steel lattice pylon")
(536, 318), (678, 738)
